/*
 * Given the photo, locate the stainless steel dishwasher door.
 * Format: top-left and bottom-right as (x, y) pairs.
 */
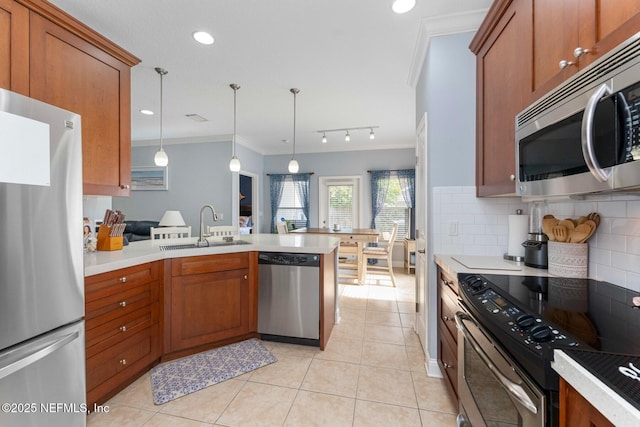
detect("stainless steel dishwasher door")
(257, 253), (320, 341)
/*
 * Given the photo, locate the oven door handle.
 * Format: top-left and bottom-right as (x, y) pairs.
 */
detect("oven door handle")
(581, 82), (612, 183)
(455, 312), (539, 415)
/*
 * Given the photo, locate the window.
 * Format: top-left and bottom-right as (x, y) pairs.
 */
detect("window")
(275, 177), (307, 229)
(377, 176), (409, 239)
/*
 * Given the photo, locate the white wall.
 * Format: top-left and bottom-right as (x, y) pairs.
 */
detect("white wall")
(112, 140), (264, 231)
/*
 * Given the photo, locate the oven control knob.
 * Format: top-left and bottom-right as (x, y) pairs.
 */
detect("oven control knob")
(530, 324), (553, 342)
(516, 314), (535, 329)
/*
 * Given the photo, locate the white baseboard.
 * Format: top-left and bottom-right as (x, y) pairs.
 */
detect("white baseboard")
(425, 350), (443, 378)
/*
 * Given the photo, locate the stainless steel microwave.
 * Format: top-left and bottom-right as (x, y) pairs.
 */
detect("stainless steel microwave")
(516, 32), (640, 198)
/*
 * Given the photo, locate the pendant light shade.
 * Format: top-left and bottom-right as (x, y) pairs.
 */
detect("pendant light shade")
(229, 83), (241, 172)
(288, 88), (300, 173)
(154, 67), (169, 166)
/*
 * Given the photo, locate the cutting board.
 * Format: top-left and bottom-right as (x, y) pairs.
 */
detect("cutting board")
(452, 255), (522, 271)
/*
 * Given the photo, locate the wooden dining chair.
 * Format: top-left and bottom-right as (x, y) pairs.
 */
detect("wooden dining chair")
(361, 223), (399, 287)
(149, 226), (192, 240)
(207, 225), (238, 238)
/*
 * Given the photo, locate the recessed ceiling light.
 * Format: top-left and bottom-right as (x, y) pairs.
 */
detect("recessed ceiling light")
(392, 0), (415, 14)
(140, 109), (154, 115)
(193, 31), (214, 45)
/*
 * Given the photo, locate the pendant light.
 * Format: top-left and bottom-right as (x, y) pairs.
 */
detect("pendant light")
(288, 88), (300, 173)
(154, 67), (169, 166)
(229, 83), (241, 172)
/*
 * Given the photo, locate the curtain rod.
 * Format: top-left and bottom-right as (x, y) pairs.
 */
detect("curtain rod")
(266, 172), (314, 176)
(367, 169), (414, 173)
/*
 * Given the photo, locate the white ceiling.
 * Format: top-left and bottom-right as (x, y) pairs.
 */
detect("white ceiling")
(49, 0), (490, 156)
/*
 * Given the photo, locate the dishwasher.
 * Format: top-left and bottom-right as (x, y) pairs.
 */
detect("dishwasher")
(257, 252), (320, 346)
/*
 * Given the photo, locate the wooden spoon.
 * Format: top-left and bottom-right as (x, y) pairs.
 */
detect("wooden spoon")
(587, 212), (601, 227)
(553, 225), (568, 242)
(568, 227), (590, 243)
(577, 216), (588, 225)
(542, 218), (559, 241)
(558, 219), (576, 231)
(579, 219), (598, 243)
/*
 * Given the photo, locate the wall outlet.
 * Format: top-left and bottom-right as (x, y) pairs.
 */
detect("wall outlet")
(448, 220), (458, 236)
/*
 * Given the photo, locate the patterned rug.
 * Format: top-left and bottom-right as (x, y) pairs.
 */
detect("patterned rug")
(150, 338), (277, 404)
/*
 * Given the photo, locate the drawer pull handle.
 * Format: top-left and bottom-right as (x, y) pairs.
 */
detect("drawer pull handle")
(119, 301), (126, 308)
(244, 274), (248, 280)
(443, 363), (453, 369)
(120, 359), (127, 365)
(120, 326), (127, 332)
(119, 276), (127, 283)
(443, 316), (452, 322)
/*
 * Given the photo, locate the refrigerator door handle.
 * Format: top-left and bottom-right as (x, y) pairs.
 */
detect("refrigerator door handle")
(0, 330), (79, 381)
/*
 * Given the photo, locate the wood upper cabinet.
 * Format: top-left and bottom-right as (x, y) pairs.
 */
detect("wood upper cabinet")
(0, 0), (28, 94)
(470, 0), (530, 197)
(0, 0), (140, 197)
(530, 0), (640, 99)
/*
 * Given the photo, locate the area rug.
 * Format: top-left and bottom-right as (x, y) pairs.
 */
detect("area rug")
(150, 338), (277, 404)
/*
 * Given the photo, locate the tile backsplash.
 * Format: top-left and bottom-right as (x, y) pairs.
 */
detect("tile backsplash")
(433, 186), (640, 291)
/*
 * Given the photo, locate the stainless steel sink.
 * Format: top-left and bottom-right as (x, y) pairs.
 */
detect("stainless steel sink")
(159, 240), (250, 251)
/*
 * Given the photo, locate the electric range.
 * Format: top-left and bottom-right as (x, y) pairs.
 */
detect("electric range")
(457, 273), (640, 408)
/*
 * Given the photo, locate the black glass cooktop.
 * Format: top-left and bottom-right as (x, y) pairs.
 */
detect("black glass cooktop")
(479, 274), (640, 355)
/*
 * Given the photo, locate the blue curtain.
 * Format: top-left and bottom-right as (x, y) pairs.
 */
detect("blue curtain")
(292, 173), (311, 228)
(396, 169), (415, 239)
(370, 170), (391, 229)
(269, 174), (287, 233)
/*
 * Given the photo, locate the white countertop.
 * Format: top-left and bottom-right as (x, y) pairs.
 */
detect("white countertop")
(553, 350), (640, 426)
(435, 254), (553, 278)
(84, 233), (340, 277)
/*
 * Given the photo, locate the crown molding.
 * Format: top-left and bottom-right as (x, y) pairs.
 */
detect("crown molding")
(407, 9), (489, 88)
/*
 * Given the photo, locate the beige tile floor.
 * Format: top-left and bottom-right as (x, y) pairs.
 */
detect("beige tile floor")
(87, 268), (458, 426)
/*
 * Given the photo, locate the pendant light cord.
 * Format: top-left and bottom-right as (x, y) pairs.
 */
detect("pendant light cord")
(290, 88), (299, 159)
(155, 67), (168, 151)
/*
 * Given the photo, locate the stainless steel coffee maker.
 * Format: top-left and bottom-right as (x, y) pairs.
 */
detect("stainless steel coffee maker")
(522, 202), (548, 268)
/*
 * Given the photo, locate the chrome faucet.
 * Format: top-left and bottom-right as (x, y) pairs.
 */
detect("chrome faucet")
(197, 204), (219, 247)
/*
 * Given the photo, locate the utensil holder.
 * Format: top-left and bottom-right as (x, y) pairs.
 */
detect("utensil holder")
(548, 241), (588, 278)
(97, 224), (123, 251)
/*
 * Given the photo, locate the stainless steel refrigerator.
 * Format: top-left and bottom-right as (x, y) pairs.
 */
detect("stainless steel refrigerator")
(0, 89), (86, 426)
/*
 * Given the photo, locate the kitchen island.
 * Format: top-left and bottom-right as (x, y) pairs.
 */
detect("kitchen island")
(84, 233), (340, 407)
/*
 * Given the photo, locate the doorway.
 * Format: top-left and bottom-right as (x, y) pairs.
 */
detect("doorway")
(238, 172), (258, 234)
(318, 176), (362, 229)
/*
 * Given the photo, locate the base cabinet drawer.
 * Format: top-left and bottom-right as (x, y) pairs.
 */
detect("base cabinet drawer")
(86, 326), (156, 391)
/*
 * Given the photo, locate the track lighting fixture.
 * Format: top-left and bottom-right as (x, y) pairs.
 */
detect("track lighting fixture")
(154, 67), (169, 166)
(229, 83), (241, 172)
(316, 126), (379, 143)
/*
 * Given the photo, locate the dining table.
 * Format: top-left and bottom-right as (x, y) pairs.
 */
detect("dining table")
(292, 227), (380, 284)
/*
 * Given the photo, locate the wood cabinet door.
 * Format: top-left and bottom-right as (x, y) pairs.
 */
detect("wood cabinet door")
(0, 0), (28, 94)
(170, 268), (251, 352)
(559, 378), (614, 427)
(29, 12), (132, 196)
(578, 0), (640, 68)
(531, 0), (580, 98)
(475, 0), (530, 196)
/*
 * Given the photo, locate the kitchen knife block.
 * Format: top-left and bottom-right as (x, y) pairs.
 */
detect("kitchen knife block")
(97, 224), (123, 251)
